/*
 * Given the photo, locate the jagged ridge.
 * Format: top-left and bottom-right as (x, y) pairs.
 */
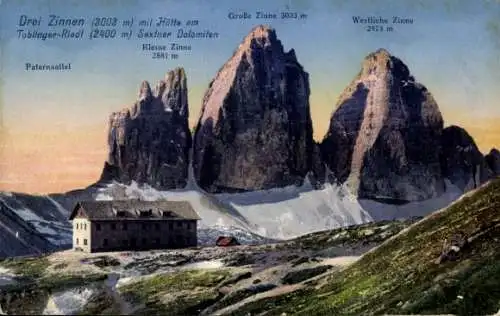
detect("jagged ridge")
(100, 67), (191, 190)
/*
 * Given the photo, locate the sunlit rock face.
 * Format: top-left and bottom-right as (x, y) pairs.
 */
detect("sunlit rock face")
(100, 67), (192, 190)
(193, 25), (315, 193)
(321, 49), (445, 202)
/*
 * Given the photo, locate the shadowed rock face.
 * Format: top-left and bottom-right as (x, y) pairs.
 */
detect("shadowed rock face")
(440, 125), (493, 191)
(100, 67), (191, 189)
(485, 148), (500, 176)
(193, 25), (315, 193)
(321, 49), (445, 201)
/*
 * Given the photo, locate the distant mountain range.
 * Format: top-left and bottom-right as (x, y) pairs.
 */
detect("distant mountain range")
(0, 24), (499, 259)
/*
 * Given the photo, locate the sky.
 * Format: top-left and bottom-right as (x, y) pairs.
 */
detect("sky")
(1, 0), (499, 194)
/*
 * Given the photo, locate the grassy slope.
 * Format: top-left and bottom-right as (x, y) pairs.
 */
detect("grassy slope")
(235, 178), (500, 316)
(118, 269), (230, 315)
(278, 218), (418, 251)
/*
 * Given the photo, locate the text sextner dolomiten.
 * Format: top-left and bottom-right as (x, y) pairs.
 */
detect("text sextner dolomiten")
(17, 28), (219, 40)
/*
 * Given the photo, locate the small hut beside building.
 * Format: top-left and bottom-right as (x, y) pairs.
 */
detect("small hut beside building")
(69, 200), (200, 253)
(216, 236), (240, 247)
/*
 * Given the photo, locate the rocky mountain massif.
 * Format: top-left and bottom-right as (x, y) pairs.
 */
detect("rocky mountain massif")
(192, 26), (316, 193)
(96, 26), (499, 199)
(485, 148), (500, 175)
(100, 67), (191, 189)
(321, 49), (445, 202)
(1, 24), (498, 260)
(320, 48), (498, 202)
(440, 125), (494, 191)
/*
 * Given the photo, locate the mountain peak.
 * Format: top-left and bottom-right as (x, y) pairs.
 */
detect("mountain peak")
(485, 147), (500, 175)
(138, 80), (152, 101)
(321, 49), (444, 201)
(238, 24), (279, 51)
(246, 24), (275, 40)
(100, 67), (191, 189)
(193, 25), (313, 193)
(367, 48), (391, 59)
(488, 148), (499, 156)
(360, 48), (410, 80)
(440, 125), (493, 191)
(156, 67), (187, 95)
(165, 67), (186, 82)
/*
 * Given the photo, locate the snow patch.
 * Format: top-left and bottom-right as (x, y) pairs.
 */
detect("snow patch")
(358, 179), (463, 221)
(45, 196), (70, 217)
(321, 256), (360, 267)
(181, 259), (224, 270)
(0, 267), (16, 286)
(95, 191), (114, 201)
(215, 182), (373, 239)
(42, 287), (94, 315)
(0, 198), (72, 247)
(116, 276), (138, 288)
(93, 176), (463, 243)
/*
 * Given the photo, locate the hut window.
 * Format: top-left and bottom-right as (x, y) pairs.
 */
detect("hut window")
(177, 221), (182, 228)
(117, 211), (126, 217)
(155, 223), (160, 231)
(169, 222), (173, 230)
(84, 223), (87, 230)
(76, 223), (79, 229)
(111, 223), (116, 230)
(76, 238), (79, 245)
(96, 223), (101, 231)
(142, 223), (148, 230)
(123, 223), (128, 230)
(162, 211), (174, 217)
(142, 238), (147, 245)
(139, 210), (152, 217)
(103, 239), (108, 246)
(83, 239), (88, 246)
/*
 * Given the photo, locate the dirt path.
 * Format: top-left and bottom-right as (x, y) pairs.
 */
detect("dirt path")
(320, 256), (360, 267)
(105, 273), (137, 315)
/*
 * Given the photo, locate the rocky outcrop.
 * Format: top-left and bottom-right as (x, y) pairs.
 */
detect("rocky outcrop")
(308, 142), (326, 188)
(440, 125), (493, 191)
(485, 148), (500, 176)
(192, 25), (314, 193)
(100, 67), (191, 189)
(321, 49), (445, 202)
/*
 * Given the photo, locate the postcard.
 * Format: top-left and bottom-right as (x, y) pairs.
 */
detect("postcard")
(0, 1), (499, 315)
